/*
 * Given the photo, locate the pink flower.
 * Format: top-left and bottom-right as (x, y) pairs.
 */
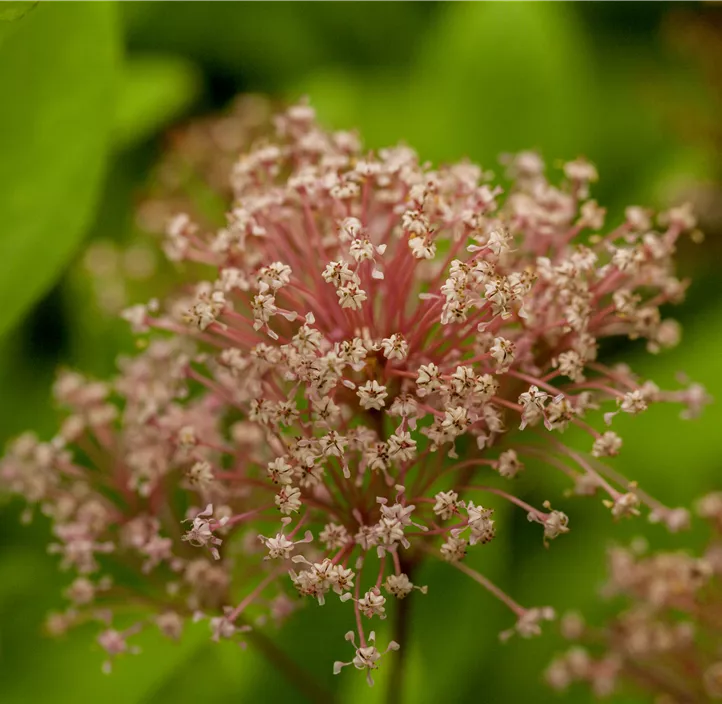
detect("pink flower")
(0, 100), (708, 684)
(547, 494), (722, 700)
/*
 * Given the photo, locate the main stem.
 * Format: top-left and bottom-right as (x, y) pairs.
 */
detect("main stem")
(385, 559), (415, 704)
(244, 624), (338, 704)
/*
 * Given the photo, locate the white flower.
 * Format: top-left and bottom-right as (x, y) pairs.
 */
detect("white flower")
(319, 431), (347, 458)
(433, 491), (459, 520)
(275, 486), (302, 515)
(312, 396), (341, 424)
(466, 501), (496, 545)
(259, 532), (295, 559)
(374, 500), (425, 554)
(648, 507), (690, 533)
(620, 390), (647, 414)
(490, 337), (515, 373)
(333, 631), (400, 686)
(182, 504), (226, 560)
(578, 200), (605, 230)
(259, 518), (313, 559)
(486, 227), (513, 256)
(357, 380), (388, 410)
(357, 589), (387, 619)
(322, 260), (356, 287)
(441, 406), (470, 437)
(319, 523), (350, 550)
(408, 237), (436, 260)
(625, 205), (652, 231)
(500, 606), (555, 642)
(387, 431), (416, 463)
(187, 461), (214, 489)
(384, 573), (427, 599)
(401, 209), (429, 236)
(267, 457), (294, 485)
(338, 216), (363, 242)
(184, 290), (226, 331)
(380, 334), (408, 361)
(546, 396), (575, 431)
(592, 431), (622, 458)
(416, 363), (441, 396)
(497, 450), (523, 479)
(662, 201), (696, 232)
(388, 394), (419, 419)
(553, 351), (585, 383)
(293, 324), (323, 354)
(605, 492), (640, 519)
(257, 262), (292, 292)
(349, 238), (375, 263)
(440, 535), (468, 562)
(337, 283), (367, 310)
(542, 510), (569, 541)
(518, 385), (548, 429)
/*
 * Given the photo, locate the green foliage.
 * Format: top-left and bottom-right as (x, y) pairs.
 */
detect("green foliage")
(114, 55), (203, 150)
(0, 3), (119, 338)
(122, 3), (432, 90)
(410, 3), (593, 161)
(299, 3), (593, 167)
(0, 0), (40, 24)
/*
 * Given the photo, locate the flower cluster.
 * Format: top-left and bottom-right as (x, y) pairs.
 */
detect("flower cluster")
(547, 494), (722, 702)
(0, 100), (708, 683)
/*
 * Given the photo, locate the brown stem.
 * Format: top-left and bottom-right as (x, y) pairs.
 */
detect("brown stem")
(385, 559), (415, 704)
(243, 625), (338, 704)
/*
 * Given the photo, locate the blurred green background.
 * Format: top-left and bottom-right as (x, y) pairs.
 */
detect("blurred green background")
(1, 2), (722, 703)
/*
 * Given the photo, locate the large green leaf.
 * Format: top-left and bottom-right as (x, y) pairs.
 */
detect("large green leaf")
(404, 2), (594, 165)
(304, 3), (593, 167)
(121, 4), (432, 92)
(122, 3), (329, 90)
(0, 2), (36, 22)
(114, 55), (203, 150)
(0, 3), (119, 337)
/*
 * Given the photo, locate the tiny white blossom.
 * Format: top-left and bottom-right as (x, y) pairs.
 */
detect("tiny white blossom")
(276, 486), (302, 515)
(357, 380), (388, 410)
(440, 535), (468, 562)
(416, 363), (442, 396)
(497, 450), (523, 479)
(490, 337), (515, 373)
(387, 431), (416, 463)
(182, 504), (226, 560)
(380, 334), (408, 361)
(267, 457), (294, 485)
(357, 589), (387, 619)
(592, 431), (622, 458)
(433, 491), (459, 520)
(337, 283), (367, 310)
(187, 460), (214, 489)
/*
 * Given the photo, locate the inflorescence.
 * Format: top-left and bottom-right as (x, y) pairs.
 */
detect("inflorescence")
(0, 101), (708, 683)
(547, 494), (722, 702)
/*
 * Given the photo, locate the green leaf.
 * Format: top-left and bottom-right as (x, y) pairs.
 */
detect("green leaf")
(0, 3), (119, 338)
(122, 4), (329, 90)
(305, 3), (594, 167)
(114, 55), (203, 150)
(0, 1), (37, 24)
(406, 2), (594, 164)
